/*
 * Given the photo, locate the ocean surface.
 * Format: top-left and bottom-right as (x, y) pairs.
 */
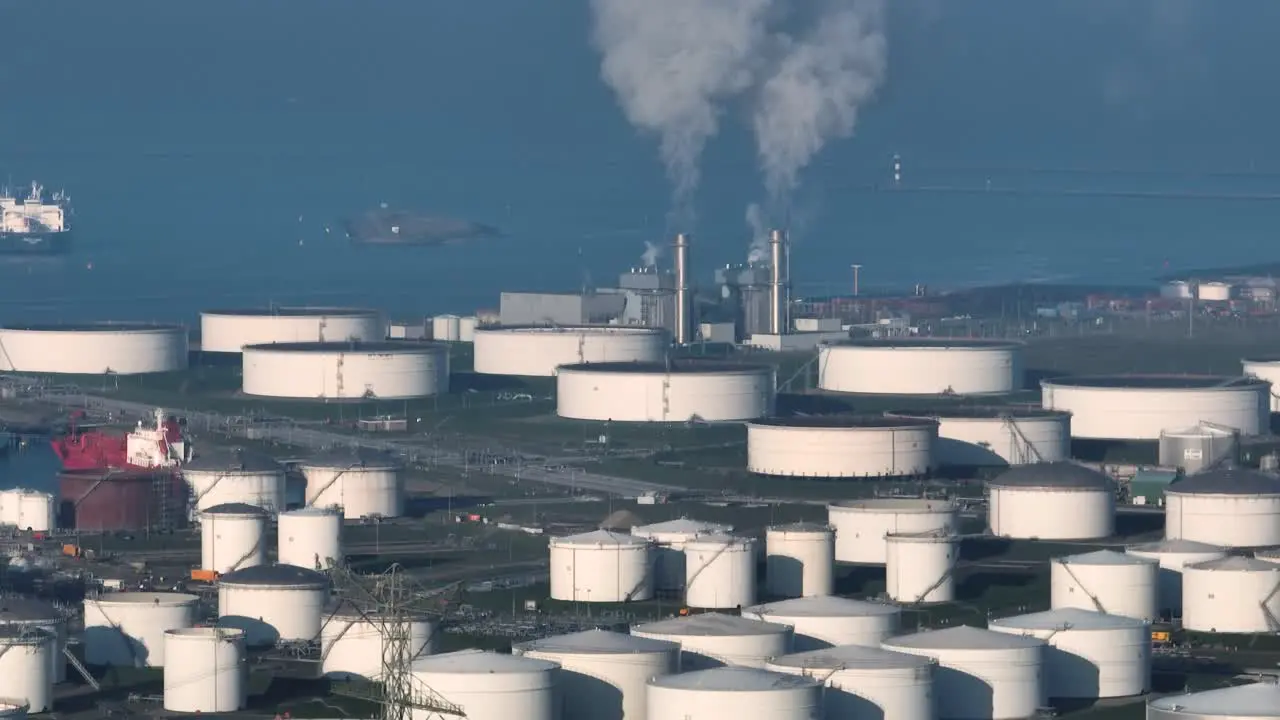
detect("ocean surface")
(0, 0), (1278, 322)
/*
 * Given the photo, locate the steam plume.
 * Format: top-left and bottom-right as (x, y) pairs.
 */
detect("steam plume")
(745, 203), (769, 264)
(590, 0), (775, 220)
(641, 240), (662, 268)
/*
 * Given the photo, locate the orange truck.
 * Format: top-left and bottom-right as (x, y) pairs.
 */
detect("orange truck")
(190, 569), (218, 582)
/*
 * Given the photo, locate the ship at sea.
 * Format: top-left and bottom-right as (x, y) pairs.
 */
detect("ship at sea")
(0, 181), (72, 255)
(344, 204), (501, 246)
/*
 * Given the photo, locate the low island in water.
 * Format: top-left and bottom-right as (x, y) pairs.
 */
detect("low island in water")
(344, 206), (502, 247)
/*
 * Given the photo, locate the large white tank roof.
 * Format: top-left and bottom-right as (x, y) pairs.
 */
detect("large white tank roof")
(744, 595), (899, 619)
(648, 666), (818, 691)
(184, 447), (280, 473)
(1127, 538), (1225, 554)
(1058, 549), (1152, 566)
(890, 406), (1067, 420)
(202, 502), (269, 516)
(0, 598), (59, 622)
(302, 447), (400, 470)
(1167, 468), (1280, 496)
(552, 529), (650, 548)
(1044, 373), (1268, 391)
(836, 338), (1022, 350)
(991, 607), (1147, 631)
(1189, 555), (1277, 572)
(218, 564), (327, 587)
(886, 625), (1044, 651)
(989, 462), (1114, 489)
(829, 497), (956, 513)
(634, 518), (732, 535)
(558, 359), (770, 375)
(750, 415), (936, 431)
(515, 628), (677, 655)
(633, 613), (789, 637)
(768, 644), (933, 672)
(1149, 681), (1280, 716)
(243, 340), (438, 353)
(411, 649), (558, 674)
(204, 306), (378, 317)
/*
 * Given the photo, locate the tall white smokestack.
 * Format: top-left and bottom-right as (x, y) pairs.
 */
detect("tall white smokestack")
(768, 229), (787, 335)
(673, 232), (691, 345)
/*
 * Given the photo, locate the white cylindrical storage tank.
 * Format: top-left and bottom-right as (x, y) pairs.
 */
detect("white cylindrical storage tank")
(83, 592), (198, 667)
(431, 314), (461, 342)
(183, 447), (286, 513)
(320, 604), (438, 681)
(0, 627), (53, 714)
(989, 608), (1150, 699)
(828, 498), (957, 565)
(12, 491), (55, 533)
(766, 645), (933, 720)
(765, 523), (835, 598)
(472, 325), (669, 377)
(0, 323), (188, 374)
(1040, 374), (1269, 441)
(1126, 539), (1227, 616)
(0, 599), (66, 684)
(199, 307), (383, 354)
(1243, 357), (1280, 412)
(647, 667), (821, 720)
(887, 407), (1071, 467)
(818, 339), (1024, 395)
(1182, 556), (1280, 634)
(632, 613), (792, 670)
(1051, 550), (1158, 621)
(1148, 681), (1280, 720)
(408, 650), (559, 720)
(0, 489), (18, 527)
(885, 530), (958, 604)
(216, 565), (329, 646)
(556, 361), (775, 422)
(514, 629), (679, 720)
(882, 626), (1045, 720)
(549, 530), (653, 603)
(199, 503), (268, 575)
(1164, 468), (1280, 548)
(458, 316), (478, 342)
(1159, 424), (1240, 474)
(987, 462), (1116, 540)
(1197, 281), (1233, 301)
(302, 448), (403, 520)
(277, 507), (343, 570)
(743, 596), (900, 651)
(747, 416), (935, 478)
(242, 341), (449, 400)
(684, 535), (756, 609)
(1160, 280), (1194, 300)
(162, 627), (247, 713)
(631, 518), (732, 592)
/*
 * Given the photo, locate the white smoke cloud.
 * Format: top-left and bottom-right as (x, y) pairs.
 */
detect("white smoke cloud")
(640, 240), (662, 268)
(745, 202), (769, 264)
(589, 0), (775, 221)
(751, 0), (887, 204)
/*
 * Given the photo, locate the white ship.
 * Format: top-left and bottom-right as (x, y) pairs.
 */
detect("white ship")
(0, 181), (72, 254)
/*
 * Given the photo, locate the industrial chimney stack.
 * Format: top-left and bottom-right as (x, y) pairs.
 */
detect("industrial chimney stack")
(673, 232), (691, 345)
(768, 229), (788, 335)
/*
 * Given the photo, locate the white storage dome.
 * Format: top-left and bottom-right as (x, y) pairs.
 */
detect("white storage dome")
(1126, 539), (1227, 616)
(242, 341), (449, 400)
(632, 613), (792, 670)
(472, 325), (668, 377)
(514, 629), (679, 720)
(765, 522), (835, 598)
(987, 462), (1116, 540)
(766, 645), (934, 720)
(647, 667), (821, 720)
(1051, 550), (1158, 621)
(632, 518), (733, 591)
(988, 608), (1150, 699)
(320, 604), (438, 681)
(684, 535), (756, 609)
(885, 530), (959, 604)
(199, 503), (268, 575)
(1165, 468), (1280, 548)
(742, 596), (900, 651)
(556, 360), (776, 423)
(1182, 556), (1280, 634)
(0, 323), (188, 375)
(277, 507), (343, 570)
(828, 498), (957, 565)
(888, 407), (1071, 467)
(0, 626), (54, 714)
(217, 564), (329, 646)
(184, 447), (285, 513)
(549, 530), (653, 603)
(1148, 681), (1280, 720)
(302, 447), (403, 520)
(199, 307), (382, 354)
(83, 592), (199, 667)
(409, 650), (560, 720)
(0, 598), (66, 683)
(163, 627), (247, 713)
(746, 416), (935, 478)
(818, 339), (1024, 395)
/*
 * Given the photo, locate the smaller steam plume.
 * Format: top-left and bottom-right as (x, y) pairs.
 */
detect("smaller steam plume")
(641, 240), (662, 268)
(745, 203), (769, 264)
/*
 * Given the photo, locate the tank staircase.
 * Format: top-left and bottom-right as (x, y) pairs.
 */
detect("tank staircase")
(682, 539), (736, 608)
(1056, 562), (1108, 614)
(304, 466), (355, 512)
(1261, 579), (1280, 632)
(777, 353), (819, 394)
(1002, 415), (1043, 465)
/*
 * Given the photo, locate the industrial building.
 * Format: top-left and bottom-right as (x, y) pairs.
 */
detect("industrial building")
(647, 668), (822, 720)
(514, 629), (679, 720)
(1164, 468), (1280, 547)
(742, 596), (900, 651)
(881, 626), (1045, 720)
(1181, 556), (1280, 634)
(241, 341), (449, 400)
(1040, 374), (1270, 441)
(764, 523), (835, 598)
(885, 530), (959, 604)
(631, 518), (732, 592)
(498, 290), (626, 326)
(631, 613), (793, 670)
(765, 645), (934, 720)
(614, 267), (678, 335)
(1147, 681), (1280, 720)
(1050, 550), (1158, 621)
(987, 608), (1150, 699)
(471, 325), (667, 377)
(1243, 357), (1280, 412)
(556, 360), (775, 423)
(198, 307), (383, 354)
(1126, 539), (1227, 616)
(300, 447), (403, 520)
(548, 529), (654, 603)
(827, 498), (957, 564)
(886, 407), (1071, 467)
(409, 650), (560, 720)
(818, 338), (1024, 395)
(746, 416), (936, 478)
(83, 592), (198, 667)
(0, 322), (188, 374)
(986, 462), (1116, 540)
(684, 534), (757, 609)
(216, 564), (329, 646)
(183, 446), (285, 513)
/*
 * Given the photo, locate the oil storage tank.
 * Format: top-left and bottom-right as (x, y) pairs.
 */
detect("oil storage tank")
(1126, 539), (1227, 616)
(632, 613), (792, 670)
(242, 341), (449, 400)
(0, 627), (54, 714)
(1159, 424), (1239, 473)
(987, 462), (1115, 540)
(302, 448), (403, 520)
(746, 416), (935, 478)
(1243, 357), (1280, 412)
(887, 407), (1071, 467)
(1, 491), (55, 533)
(988, 608), (1150, 699)
(217, 565), (328, 646)
(684, 535), (756, 609)
(183, 447), (285, 513)
(828, 498), (957, 564)
(162, 627), (247, 713)
(882, 626), (1045, 720)
(556, 361), (775, 422)
(647, 667), (821, 720)
(472, 325), (668, 377)
(766, 645), (934, 720)
(83, 592), (198, 667)
(1181, 556), (1280, 634)
(320, 603), (438, 681)
(885, 530), (958, 604)
(199, 503), (268, 575)
(631, 518), (732, 592)
(742, 596), (900, 651)
(199, 307), (383, 354)
(0, 323), (188, 374)
(764, 523), (835, 598)
(277, 507), (343, 570)
(1051, 550), (1158, 621)
(0, 599), (66, 683)
(514, 629), (679, 720)
(1147, 681), (1280, 720)
(1040, 375), (1269, 441)
(549, 530), (653, 603)
(1164, 468), (1280, 548)
(408, 650), (559, 720)
(818, 339), (1024, 395)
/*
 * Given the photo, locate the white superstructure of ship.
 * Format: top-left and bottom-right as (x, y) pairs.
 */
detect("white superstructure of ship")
(0, 181), (70, 234)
